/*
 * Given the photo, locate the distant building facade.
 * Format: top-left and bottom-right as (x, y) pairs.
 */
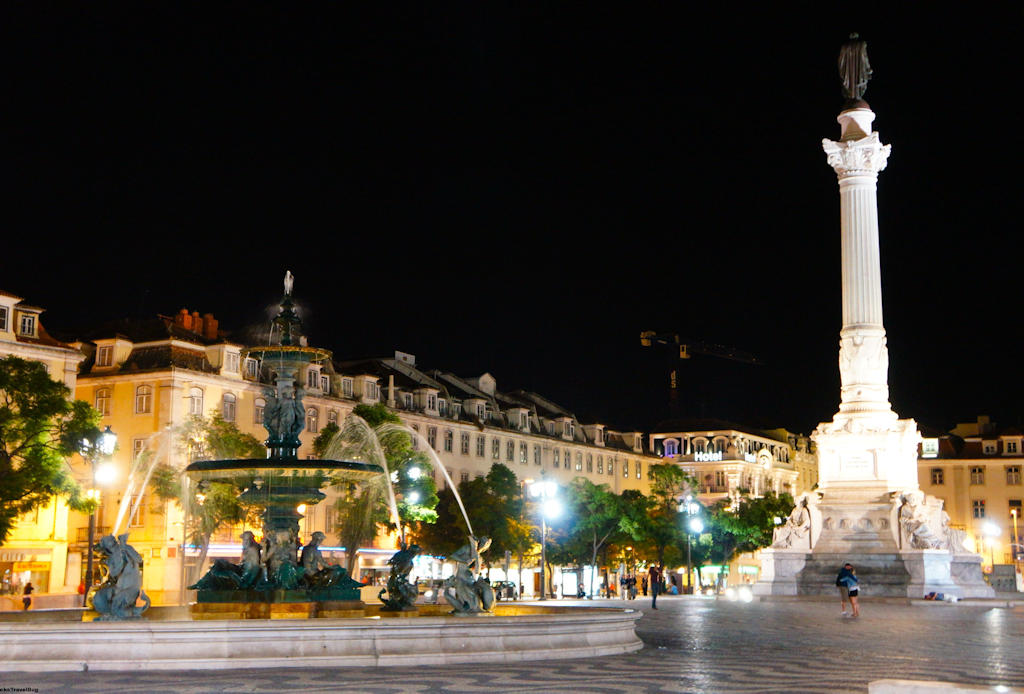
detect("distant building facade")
(918, 415), (1024, 568)
(0, 290), (85, 603)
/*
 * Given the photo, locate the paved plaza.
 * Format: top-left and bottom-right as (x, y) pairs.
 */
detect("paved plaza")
(2, 596), (1021, 693)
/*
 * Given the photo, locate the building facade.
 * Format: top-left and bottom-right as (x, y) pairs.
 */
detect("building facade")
(0, 290), (86, 604)
(918, 416), (1024, 570)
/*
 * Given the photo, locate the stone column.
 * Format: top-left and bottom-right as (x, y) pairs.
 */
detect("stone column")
(822, 108), (894, 421)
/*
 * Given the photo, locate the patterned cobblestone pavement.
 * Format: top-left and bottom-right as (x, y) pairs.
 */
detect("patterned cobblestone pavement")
(2, 596), (1021, 693)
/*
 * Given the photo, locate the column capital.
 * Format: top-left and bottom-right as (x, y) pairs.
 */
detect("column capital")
(822, 133), (890, 177)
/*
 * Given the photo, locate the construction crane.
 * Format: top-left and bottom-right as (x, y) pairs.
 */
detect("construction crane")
(640, 331), (762, 419)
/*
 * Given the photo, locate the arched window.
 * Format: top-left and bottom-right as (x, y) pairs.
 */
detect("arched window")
(95, 388), (111, 416)
(694, 439), (707, 454)
(306, 407), (319, 433)
(135, 385), (152, 414)
(188, 387), (204, 416)
(663, 439), (679, 457)
(254, 397), (266, 424)
(222, 393), (237, 422)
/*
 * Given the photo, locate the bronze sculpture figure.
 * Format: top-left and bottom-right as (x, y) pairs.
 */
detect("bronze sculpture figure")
(838, 33), (872, 104)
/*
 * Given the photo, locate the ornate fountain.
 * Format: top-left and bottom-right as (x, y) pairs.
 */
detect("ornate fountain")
(186, 272), (383, 615)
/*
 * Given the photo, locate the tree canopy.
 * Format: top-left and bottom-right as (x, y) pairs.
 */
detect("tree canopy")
(0, 356), (99, 545)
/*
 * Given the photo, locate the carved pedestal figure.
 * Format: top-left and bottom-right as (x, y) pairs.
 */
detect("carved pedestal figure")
(89, 533), (151, 620)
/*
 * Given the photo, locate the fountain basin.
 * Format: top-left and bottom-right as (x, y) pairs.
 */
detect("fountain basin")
(0, 605), (643, 671)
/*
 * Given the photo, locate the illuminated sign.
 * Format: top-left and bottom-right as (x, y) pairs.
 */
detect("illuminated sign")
(921, 439), (939, 459)
(694, 452), (722, 462)
(744, 453), (756, 463)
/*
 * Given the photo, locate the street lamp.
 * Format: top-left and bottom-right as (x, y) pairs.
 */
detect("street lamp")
(528, 478), (560, 600)
(1011, 510), (1020, 567)
(983, 522), (1001, 570)
(81, 425), (117, 605)
(680, 495), (701, 594)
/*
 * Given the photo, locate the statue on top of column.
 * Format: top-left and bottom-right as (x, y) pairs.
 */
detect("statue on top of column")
(838, 33), (872, 104)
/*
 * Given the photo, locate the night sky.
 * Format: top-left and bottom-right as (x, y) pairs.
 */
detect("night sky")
(5, 5), (1021, 436)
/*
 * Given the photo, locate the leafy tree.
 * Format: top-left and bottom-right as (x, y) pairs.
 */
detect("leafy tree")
(151, 412), (266, 581)
(711, 491), (796, 557)
(0, 356), (100, 545)
(556, 479), (625, 597)
(623, 463), (696, 567)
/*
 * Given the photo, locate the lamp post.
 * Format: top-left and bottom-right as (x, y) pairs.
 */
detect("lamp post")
(983, 521), (1001, 570)
(1012, 509), (1020, 568)
(680, 495), (700, 593)
(82, 426), (117, 606)
(528, 478), (560, 600)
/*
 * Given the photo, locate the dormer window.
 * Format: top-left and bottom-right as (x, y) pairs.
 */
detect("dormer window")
(403, 393), (414, 410)
(320, 375), (330, 393)
(427, 394), (437, 411)
(663, 439), (679, 457)
(96, 345), (113, 368)
(18, 314), (36, 337)
(983, 441), (997, 455)
(245, 358), (259, 379)
(224, 352), (240, 374)
(341, 378), (353, 397)
(1005, 439), (1020, 455)
(307, 367), (320, 389)
(0, 306), (8, 332)
(438, 399), (448, 416)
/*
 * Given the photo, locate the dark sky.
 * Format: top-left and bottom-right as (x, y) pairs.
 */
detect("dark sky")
(4, 4), (1022, 435)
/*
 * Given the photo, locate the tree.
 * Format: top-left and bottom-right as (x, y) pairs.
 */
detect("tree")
(557, 479), (625, 597)
(151, 412), (266, 581)
(0, 356), (99, 545)
(624, 463), (696, 567)
(711, 491), (796, 557)
(315, 403), (438, 575)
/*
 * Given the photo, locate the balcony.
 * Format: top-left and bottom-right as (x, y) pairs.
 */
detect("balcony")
(75, 527), (110, 544)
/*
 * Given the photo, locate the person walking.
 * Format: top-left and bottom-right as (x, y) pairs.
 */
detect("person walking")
(641, 575), (648, 596)
(648, 565), (662, 609)
(22, 581), (34, 610)
(835, 563), (859, 617)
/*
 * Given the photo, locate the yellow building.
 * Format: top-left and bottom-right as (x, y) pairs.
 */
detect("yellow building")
(0, 290), (85, 607)
(918, 416), (1023, 572)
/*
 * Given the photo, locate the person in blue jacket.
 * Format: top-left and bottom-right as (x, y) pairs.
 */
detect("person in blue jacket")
(835, 563), (859, 617)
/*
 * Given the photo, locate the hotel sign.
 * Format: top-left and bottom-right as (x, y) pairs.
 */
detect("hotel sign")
(694, 452), (722, 462)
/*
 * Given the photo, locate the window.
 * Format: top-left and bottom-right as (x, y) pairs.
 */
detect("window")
(222, 393), (237, 422)
(439, 399), (448, 417)
(428, 394), (437, 411)
(930, 468), (944, 485)
(328, 410), (338, 426)
(307, 368), (319, 389)
(972, 499), (986, 519)
(507, 441), (515, 462)
(1007, 440), (1020, 454)
(715, 470), (728, 488)
(254, 397), (266, 424)
(520, 442), (527, 464)
(597, 456), (604, 474)
(444, 430), (453, 453)
(534, 445), (541, 465)
(18, 314), (35, 336)
(553, 449), (560, 467)
(188, 387), (204, 416)
(306, 407), (319, 433)
(520, 412), (529, 430)
(476, 436), (485, 457)
(364, 381), (378, 401)
(96, 345), (113, 367)
(663, 439), (679, 457)
(0, 306), (7, 331)
(320, 375), (330, 393)
(132, 438), (146, 462)
(475, 403), (485, 419)
(1010, 499), (1022, 520)
(461, 433), (470, 455)
(575, 452), (582, 471)
(342, 378), (353, 397)
(586, 454), (593, 472)
(411, 425), (419, 449)
(403, 393), (413, 410)
(225, 352), (240, 374)
(983, 441), (997, 455)
(636, 461), (642, 479)
(128, 496), (145, 528)
(460, 471), (470, 484)
(607, 459), (614, 475)
(427, 426), (437, 450)
(970, 466), (985, 485)
(1008, 466), (1022, 485)
(245, 358), (259, 379)
(135, 385), (152, 414)
(492, 438), (500, 460)
(622, 460), (629, 477)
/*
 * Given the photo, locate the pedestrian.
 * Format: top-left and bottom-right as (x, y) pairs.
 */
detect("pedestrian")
(22, 581), (34, 610)
(627, 574), (637, 600)
(641, 575), (648, 596)
(648, 564), (662, 609)
(835, 562), (859, 617)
